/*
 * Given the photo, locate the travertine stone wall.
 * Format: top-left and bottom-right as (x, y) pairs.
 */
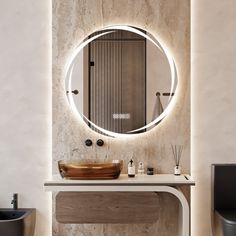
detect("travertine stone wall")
(52, 0), (190, 235)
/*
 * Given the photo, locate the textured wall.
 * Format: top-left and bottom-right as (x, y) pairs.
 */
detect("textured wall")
(191, 0), (236, 236)
(0, 1), (51, 236)
(52, 0), (190, 235)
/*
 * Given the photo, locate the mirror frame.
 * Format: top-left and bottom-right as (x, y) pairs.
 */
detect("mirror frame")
(66, 25), (178, 138)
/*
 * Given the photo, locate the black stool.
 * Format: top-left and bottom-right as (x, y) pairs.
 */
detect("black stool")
(212, 164), (236, 236)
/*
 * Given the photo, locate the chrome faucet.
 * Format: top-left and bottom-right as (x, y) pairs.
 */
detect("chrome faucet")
(11, 193), (18, 210)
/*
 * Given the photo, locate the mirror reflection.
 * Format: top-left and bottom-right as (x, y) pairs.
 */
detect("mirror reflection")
(66, 26), (177, 136)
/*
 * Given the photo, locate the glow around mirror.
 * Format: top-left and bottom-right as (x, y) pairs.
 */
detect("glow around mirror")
(66, 25), (178, 138)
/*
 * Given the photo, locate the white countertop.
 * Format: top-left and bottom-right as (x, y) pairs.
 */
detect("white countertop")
(44, 174), (195, 191)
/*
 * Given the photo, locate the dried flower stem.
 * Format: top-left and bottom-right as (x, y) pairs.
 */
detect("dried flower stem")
(171, 144), (183, 166)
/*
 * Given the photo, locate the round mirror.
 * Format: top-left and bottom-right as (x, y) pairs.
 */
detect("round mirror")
(65, 26), (177, 137)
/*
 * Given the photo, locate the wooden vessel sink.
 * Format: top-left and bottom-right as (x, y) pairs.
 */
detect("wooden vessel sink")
(58, 160), (123, 180)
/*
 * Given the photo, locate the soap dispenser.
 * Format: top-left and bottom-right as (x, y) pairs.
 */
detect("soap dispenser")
(128, 158), (135, 177)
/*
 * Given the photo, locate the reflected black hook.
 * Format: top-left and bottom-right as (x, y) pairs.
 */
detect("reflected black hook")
(66, 89), (79, 95)
(156, 92), (174, 96)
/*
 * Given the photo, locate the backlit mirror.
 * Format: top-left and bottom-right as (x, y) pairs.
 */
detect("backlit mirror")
(65, 26), (177, 137)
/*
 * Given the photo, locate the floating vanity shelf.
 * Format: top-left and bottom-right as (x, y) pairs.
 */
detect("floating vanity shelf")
(45, 174), (194, 190)
(44, 174), (195, 236)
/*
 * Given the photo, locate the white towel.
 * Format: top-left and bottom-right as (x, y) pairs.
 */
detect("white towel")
(152, 93), (163, 121)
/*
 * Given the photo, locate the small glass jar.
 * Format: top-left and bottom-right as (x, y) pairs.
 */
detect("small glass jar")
(138, 162), (145, 175)
(147, 167), (154, 175)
